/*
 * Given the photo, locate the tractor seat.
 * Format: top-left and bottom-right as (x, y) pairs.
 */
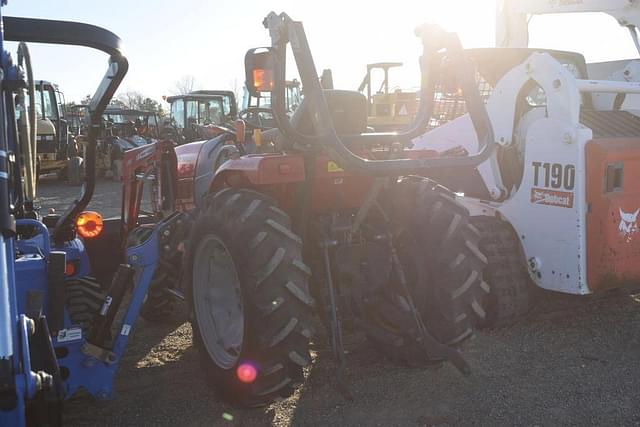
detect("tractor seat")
(293, 89), (368, 136)
(262, 89), (368, 147)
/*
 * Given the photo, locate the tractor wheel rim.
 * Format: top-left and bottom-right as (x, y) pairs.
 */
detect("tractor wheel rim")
(193, 235), (244, 370)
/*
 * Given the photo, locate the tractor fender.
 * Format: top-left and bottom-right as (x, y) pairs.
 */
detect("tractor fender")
(193, 134), (237, 207)
(175, 133), (238, 208)
(209, 152), (306, 193)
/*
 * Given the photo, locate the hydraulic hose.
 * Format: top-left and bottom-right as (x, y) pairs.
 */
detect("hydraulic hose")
(16, 42), (36, 199)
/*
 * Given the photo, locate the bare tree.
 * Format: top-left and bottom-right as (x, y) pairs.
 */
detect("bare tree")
(112, 90), (164, 116)
(171, 75), (197, 95)
(117, 90), (145, 109)
(228, 78), (242, 109)
(80, 94), (92, 105)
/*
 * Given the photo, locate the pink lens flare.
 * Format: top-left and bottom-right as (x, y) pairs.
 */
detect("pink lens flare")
(236, 363), (258, 383)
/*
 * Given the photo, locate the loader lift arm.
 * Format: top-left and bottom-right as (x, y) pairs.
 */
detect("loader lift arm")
(497, 0), (640, 52)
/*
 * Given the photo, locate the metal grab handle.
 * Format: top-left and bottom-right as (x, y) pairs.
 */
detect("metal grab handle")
(264, 12), (495, 176)
(4, 16), (130, 241)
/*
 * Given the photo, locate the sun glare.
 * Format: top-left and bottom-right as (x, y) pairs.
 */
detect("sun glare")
(351, 1), (496, 92)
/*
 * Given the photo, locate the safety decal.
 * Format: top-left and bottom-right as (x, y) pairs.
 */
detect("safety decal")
(57, 327), (83, 343)
(121, 324), (132, 336)
(327, 161), (344, 173)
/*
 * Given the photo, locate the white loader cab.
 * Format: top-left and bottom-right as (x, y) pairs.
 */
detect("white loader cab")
(412, 0), (640, 325)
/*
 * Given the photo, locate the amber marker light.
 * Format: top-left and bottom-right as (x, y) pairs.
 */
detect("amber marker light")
(253, 69), (273, 92)
(76, 211), (104, 238)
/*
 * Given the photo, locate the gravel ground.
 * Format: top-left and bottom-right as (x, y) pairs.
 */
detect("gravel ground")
(36, 177), (640, 426)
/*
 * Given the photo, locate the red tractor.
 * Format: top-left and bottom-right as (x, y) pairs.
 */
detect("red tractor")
(171, 12), (496, 406)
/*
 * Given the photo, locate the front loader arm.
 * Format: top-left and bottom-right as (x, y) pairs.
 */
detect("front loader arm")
(497, 0), (640, 48)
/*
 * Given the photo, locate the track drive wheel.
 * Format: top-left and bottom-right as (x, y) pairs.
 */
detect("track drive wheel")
(471, 216), (534, 328)
(363, 177), (489, 366)
(187, 188), (314, 407)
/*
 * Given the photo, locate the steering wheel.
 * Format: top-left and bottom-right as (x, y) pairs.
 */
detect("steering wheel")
(238, 107), (274, 131)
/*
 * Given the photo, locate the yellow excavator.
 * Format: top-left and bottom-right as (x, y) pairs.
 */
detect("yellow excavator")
(357, 62), (419, 131)
(29, 80), (81, 184)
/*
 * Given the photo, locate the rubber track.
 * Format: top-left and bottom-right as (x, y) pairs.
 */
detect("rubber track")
(471, 216), (534, 327)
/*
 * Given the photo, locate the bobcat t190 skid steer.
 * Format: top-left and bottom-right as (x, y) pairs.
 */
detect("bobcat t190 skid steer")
(412, 0), (640, 326)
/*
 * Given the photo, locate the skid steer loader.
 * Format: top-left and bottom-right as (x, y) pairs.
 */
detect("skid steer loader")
(412, 0), (640, 326)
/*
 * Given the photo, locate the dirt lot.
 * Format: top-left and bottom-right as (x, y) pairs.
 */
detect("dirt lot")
(37, 177), (640, 426)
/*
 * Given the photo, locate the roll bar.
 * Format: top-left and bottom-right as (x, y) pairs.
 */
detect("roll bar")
(4, 17), (129, 241)
(263, 12), (495, 176)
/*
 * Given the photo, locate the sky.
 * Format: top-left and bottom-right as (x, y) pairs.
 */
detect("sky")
(3, 0), (639, 106)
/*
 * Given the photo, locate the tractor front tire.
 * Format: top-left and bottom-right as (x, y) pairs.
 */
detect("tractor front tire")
(364, 177), (489, 366)
(187, 188), (314, 407)
(125, 226), (179, 322)
(139, 265), (179, 322)
(471, 216), (534, 328)
(65, 277), (105, 333)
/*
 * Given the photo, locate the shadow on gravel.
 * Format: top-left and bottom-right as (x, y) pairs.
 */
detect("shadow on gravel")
(63, 305), (279, 427)
(281, 288), (640, 426)
(63, 288), (640, 426)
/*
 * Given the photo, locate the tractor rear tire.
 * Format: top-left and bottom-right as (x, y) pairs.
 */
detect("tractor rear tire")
(67, 156), (84, 186)
(187, 188), (314, 407)
(471, 216), (534, 328)
(363, 177), (489, 366)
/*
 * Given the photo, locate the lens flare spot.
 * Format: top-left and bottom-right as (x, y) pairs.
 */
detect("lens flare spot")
(236, 363), (257, 383)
